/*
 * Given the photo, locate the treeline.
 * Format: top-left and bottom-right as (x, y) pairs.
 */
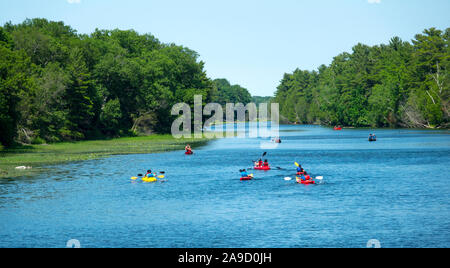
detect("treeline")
(212, 79), (252, 105)
(0, 19), (251, 147)
(274, 28), (449, 128)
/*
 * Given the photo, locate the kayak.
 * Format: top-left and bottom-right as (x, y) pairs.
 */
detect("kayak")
(334, 127), (342, 131)
(240, 176), (253, 181)
(142, 177), (158, 183)
(254, 166), (271, 171)
(296, 178), (315, 185)
(185, 151), (194, 155)
(369, 138), (377, 142)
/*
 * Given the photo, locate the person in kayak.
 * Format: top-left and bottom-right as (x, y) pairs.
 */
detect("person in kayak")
(240, 169), (248, 178)
(297, 166), (304, 174)
(185, 144), (192, 153)
(258, 159), (263, 168)
(299, 174), (307, 181)
(304, 172), (312, 181)
(263, 160), (269, 167)
(145, 170), (156, 178)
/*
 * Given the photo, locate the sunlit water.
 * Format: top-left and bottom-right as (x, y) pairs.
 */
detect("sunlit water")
(0, 125), (449, 248)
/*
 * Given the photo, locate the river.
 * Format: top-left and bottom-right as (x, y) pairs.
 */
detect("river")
(0, 125), (449, 248)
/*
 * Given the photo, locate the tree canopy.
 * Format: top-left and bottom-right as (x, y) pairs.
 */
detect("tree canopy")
(0, 19), (216, 146)
(275, 28), (449, 128)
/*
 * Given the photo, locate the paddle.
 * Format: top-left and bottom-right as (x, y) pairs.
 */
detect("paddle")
(252, 152), (267, 166)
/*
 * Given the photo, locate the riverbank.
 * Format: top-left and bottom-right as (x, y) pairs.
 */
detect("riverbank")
(0, 135), (210, 179)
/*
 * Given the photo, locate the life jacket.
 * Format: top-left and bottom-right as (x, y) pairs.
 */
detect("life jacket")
(259, 161), (263, 167)
(305, 175), (311, 180)
(263, 162), (269, 167)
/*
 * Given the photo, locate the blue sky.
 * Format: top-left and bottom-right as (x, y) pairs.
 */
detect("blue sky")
(1, 0), (449, 96)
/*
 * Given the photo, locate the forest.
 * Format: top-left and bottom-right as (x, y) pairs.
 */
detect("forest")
(0, 19), (251, 147)
(274, 28), (449, 129)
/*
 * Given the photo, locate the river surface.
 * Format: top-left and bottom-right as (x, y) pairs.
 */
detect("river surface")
(0, 125), (449, 248)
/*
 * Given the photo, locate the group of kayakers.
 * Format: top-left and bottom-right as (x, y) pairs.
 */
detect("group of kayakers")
(369, 134), (377, 142)
(253, 159), (270, 168)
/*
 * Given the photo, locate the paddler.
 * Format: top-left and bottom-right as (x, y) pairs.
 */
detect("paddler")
(145, 170), (156, 178)
(185, 144), (192, 153)
(240, 169), (249, 178)
(263, 159), (269, 167)
(304, 172), (312, 181)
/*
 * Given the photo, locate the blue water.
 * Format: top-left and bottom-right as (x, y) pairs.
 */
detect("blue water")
(0, 125), (449, 248)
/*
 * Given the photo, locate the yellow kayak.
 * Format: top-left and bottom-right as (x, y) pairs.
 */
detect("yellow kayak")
(142, 177), (158, 183)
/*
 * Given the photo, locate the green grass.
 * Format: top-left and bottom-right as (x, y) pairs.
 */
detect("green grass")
(0, 135), (210, 179)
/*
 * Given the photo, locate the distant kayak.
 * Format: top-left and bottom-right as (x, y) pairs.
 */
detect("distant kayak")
(334, 127), (342, 131)
(254, 166), (271, 171)
(240, 176), (253, 181)
(296, 177), (315, 185)
(185, 151), (194, 155)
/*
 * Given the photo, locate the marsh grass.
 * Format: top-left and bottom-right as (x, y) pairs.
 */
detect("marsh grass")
(0, 135), (210, 179)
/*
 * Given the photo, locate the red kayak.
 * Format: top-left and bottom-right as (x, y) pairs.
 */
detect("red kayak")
(185, 151), (193, 155)
(240, 177), (253, 181)
(254, 166), (271, 171)
(334, 127), (342, 131)
(297, 178), (315, 185)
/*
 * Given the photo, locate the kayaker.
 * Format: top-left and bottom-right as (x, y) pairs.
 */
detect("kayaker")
(304, 172), (312, 181)
(258, 159), (263, 167)
(145, 170), (156, 178)
(297, 166), (304, 174)
(299, 174), (307, 181)
(240, 169), (248, 178)
(263, 160), (269, 167)
(185, 144), (192, 153)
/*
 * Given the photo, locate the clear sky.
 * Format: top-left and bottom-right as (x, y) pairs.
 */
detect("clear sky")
(1, 0), (449, 96)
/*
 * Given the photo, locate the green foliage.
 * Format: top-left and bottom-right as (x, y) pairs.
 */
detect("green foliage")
(0, 19), (216, 147)
(275, 28), (449, 128)
(212, 79), (252, 105)
(0, 44), (34, 146)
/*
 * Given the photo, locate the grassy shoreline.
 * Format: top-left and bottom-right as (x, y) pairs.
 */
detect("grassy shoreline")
(0, 135), (210, 179)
